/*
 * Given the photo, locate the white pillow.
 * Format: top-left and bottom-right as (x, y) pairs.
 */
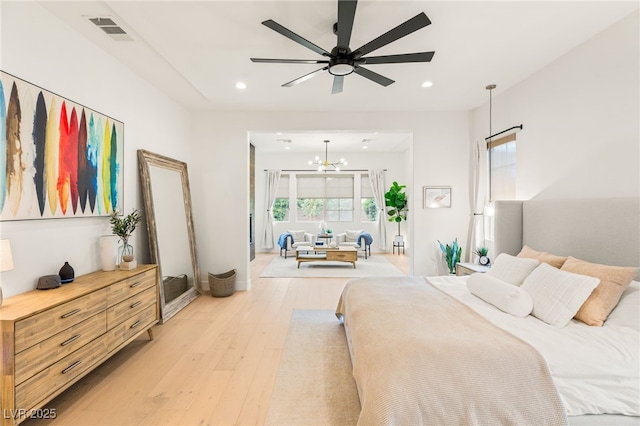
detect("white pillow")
(345, 229), (363, 242)
(467, 273), (533, 317)
(521, 263), (600, 327)
(288, 230), (305, 242)
(605, 281), (640, 330)
(486, 253), (540, 286)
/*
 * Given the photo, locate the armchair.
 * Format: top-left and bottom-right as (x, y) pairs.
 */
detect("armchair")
(335, 229), (372, 259)
(279, 230), (317, 258)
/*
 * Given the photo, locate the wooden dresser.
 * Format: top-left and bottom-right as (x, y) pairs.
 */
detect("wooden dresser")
(0, 265), (159, 425)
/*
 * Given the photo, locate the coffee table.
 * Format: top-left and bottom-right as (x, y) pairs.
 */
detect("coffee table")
(295, 246), (357, 269)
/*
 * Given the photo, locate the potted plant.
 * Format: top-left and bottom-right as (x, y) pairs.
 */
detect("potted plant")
(110, 208), (143, 267)
(438, 238), (462, 274)
(384, 181), (408, 244)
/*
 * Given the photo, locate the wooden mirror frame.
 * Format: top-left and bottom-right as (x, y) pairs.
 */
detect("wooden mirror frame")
(138, 149), (201, 322)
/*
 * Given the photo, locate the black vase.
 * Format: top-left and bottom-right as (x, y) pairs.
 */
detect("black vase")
(59, 261), (75, 284)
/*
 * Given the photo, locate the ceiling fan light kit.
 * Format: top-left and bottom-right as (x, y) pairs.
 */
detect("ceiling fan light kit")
(250, 0), (435, 94)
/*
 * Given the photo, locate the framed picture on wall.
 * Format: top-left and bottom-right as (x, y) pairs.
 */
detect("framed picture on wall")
(424, 186), (452, 208)
(1, 71), (124, 221)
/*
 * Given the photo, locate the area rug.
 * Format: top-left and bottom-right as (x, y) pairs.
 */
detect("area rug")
(260, 255), (404, 278)
(265, 309), (360, 426)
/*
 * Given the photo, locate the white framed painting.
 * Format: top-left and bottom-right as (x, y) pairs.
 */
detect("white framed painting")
(424, 186), (452, 208)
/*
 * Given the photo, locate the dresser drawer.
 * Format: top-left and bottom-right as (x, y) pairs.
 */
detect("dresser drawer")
(107, 287), (156, 327)
(15, 334), (107, 412)
(107, 304), (157, 352)
(107, 269), (156, 306)
(14, 311), (107, 386)
(14, 288), (108, 353)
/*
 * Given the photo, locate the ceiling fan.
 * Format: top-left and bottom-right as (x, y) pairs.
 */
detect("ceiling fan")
(250, 0), (435, 94)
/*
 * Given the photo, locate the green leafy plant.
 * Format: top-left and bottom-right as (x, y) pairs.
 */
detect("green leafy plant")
(110, 209), (143, 244)
(438, 238), (462, 274)
(474, 247), (489, 257)
(384, 181), (408, 236)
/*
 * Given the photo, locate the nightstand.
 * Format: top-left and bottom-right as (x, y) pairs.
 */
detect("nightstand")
(456, 262), (490, 276)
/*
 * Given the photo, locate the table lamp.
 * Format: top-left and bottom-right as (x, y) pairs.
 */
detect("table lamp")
(1, 239), (15, 307)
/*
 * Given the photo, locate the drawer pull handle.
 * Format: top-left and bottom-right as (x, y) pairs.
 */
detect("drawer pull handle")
(62, 360), (82, 374)
(130, 320), (142, 329)
(61, 335), (81, 346)
(61, 309), (81, 319)
(130, 301), (142, 308)
(130, 281), (142, 288)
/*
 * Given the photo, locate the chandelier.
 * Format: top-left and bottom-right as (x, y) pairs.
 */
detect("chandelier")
(308, 140), (347, 172)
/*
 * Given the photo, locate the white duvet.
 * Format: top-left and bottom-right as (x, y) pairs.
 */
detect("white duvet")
(428, 276), (640, 417)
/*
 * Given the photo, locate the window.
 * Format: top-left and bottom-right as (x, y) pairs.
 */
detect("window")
(272, 174), (289, 222)
(296, 174), (354, 222)
(488, 134), (516, 201)
(486, 133), (517, 240)
(360, 174), (378, 222)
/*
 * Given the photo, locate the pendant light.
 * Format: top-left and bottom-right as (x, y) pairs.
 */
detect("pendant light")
(308, 140), (347, 172)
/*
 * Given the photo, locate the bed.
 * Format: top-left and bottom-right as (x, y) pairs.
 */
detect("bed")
(336, 198), (640, 425)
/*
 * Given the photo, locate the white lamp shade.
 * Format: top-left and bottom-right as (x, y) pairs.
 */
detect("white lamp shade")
(0, 239), (14, 272)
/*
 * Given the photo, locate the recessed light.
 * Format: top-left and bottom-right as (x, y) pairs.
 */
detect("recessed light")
(284, 146), (291, 150)
(421, 81), (433, 88)
(235, 82), (247, 90)
(362, 146), (368, 149)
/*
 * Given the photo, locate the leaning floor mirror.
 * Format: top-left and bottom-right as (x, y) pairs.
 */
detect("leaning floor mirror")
(138, 150), (201, 323)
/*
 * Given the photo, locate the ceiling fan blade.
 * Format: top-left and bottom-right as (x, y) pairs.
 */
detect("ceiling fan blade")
(332, 76), (344, 94)
(353, 66), (394, 87)
(251, 58), (330, 64)
(362, 51), (435, 64)
(262, 19), (330, 57)
(282, 67), (328, 87)
(353, 12), (431, 58)
(337, 0), (357, 48)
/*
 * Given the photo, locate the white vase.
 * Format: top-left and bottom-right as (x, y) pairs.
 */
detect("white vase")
(100, 235), (118, 271)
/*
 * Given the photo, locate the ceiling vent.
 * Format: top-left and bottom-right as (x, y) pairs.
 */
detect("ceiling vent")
(88, 17), (133, 41)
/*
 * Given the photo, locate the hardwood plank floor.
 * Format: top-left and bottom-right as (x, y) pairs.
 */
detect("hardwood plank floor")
(23, 253), (408, 426)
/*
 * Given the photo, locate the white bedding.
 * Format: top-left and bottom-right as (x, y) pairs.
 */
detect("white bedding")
(428, 275), (640, 417)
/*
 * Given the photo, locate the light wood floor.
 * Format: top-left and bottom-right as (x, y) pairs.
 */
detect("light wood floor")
(25, 252), (408, 426)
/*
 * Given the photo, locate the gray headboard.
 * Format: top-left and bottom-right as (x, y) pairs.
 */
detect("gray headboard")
(494, 198), (640, 272)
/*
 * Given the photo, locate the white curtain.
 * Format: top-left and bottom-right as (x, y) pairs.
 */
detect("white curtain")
(466, 141), (484, 261)
(369, 169), (388, 250)
(262, 170), (281, 249)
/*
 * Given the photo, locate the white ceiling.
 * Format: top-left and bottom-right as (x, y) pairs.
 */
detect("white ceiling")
(38, 0), (638, 151)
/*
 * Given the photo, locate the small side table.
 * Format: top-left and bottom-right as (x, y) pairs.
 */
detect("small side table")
(456, 262), (490, 276)
(392, 241), (405, 255)
(317, 234), (333, 246)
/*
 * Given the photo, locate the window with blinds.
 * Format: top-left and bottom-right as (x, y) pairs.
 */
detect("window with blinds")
(296, 174), (354, 222)
(360, 174), (378, 222)
(273, 174), (289, 222)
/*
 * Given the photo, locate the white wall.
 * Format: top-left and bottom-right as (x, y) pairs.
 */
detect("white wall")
(0, 3), (192, 297)
(469, 10), (639, 254)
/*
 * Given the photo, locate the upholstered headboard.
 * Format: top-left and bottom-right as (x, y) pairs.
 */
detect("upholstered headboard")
(494, 198), (640, 273)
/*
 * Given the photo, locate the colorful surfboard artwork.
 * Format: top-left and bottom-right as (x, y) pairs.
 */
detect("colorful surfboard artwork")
(0, 71), (124, 221)
(0, 80), (6, 214)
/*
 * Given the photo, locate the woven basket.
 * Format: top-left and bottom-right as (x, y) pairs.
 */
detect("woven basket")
(208, 269), (236, 297)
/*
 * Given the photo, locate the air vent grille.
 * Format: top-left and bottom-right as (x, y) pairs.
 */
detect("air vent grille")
(87, 16), (133, 41)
